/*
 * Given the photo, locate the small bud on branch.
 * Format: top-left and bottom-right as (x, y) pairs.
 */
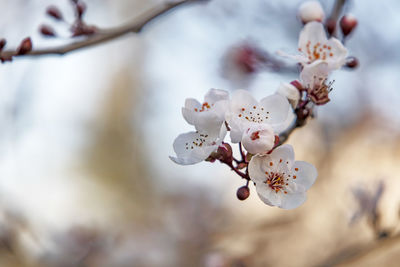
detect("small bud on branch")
(237, 186), (250, 201)
(17, 37), (32, 55)
(46, 6), (63, 21)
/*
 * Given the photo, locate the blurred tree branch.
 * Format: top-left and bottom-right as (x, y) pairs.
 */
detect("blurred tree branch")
(0, 0), (206, 60)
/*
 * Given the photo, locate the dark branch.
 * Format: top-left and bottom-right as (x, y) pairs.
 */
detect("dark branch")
(0, 0), (205, 60)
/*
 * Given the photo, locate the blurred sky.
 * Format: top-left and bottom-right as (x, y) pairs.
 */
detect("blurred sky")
(0, 0), (399, 238)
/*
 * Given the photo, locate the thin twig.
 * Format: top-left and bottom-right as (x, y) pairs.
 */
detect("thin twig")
(328, 0), (347, 37)
(0, 0), (205, 59)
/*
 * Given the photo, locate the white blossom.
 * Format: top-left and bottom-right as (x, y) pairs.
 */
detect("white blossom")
(182, 89), (229, 132)
(276, 83), (301, 109)
(225, 90), (291, 144)
(300, 61), (333, 105)
(298, 1), (325, 24)
(278, 21), (347, 72)
(170, 126), (226, 165)
(241, 124), (275, 155)
(248, 144), (317, 209)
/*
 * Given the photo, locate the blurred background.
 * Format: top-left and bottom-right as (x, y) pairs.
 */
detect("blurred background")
(0, 0), (399, 266)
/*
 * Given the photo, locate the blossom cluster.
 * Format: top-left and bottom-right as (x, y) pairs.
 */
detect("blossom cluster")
(170, 1), (357, 210)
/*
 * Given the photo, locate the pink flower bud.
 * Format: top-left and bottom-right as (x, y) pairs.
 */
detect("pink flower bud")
(340, 14), (358, 37)
(345, 56), (359, 69)
(39, 25), (56, 37)
(325, 18), (336, 36)
(237, 186), (250, 201)
(298, 1), (325, 24)
(46, 6), (63, 20)
(17, 37), (32, 55)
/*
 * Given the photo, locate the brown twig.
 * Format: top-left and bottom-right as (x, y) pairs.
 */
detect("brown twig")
(0, 0), (205, 60)
(328, 0), (347, 37)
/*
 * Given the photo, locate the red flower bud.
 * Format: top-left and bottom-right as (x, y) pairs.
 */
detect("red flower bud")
(345, 56), (359, 69)
(340, 14), (358, 37)
(325, 18), (336, 36)
(0, 39), (6, 51)
(17, 37), (32, 55)
(39, 25), (56, 37)
(237, 186), (250, 201)
(46, 6), (63, 20)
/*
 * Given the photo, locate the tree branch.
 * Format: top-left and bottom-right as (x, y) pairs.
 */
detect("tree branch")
(0, 0), (205, 60)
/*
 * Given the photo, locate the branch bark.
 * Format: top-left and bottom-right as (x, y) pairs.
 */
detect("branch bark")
(0, 0), (204, 60)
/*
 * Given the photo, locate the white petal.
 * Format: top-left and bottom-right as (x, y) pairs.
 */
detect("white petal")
(259, 94), (290, 126)
(213, 99), (229, 122)
(279, 191), (307, 209)
(230, 89), (258, 111)
(276, 83), (300, 109)
(300, 60), (330, 88)
(184, 98), (201, 110)
(256, 183), (282, 207)
(292, 161), (318, 190)
(248, 155), (267, 184)
(242, 124), (275, 154)
(249, 154), (272, 184)
(204, 89), (229, 104)
(298, 21), (327, 52)
(270, 144), (295, 169)
(274, 106), (295, 134)
(325, 38), (348, 70)
(276, 50), (309, 65)
(171, 131), (219, 165)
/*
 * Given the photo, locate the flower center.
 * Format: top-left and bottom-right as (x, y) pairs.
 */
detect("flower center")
(307, 76), (334, 105)
(194, 102), (212, 112)
(299, 41), (334, 63)
(237, 106), (270, 123)
(184, 133), (211, 150)
(250, 130), (260, 140)
(264, 171), (288, 194)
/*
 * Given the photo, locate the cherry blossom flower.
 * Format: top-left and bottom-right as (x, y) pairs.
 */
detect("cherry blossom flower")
(170, 126), (226, 165)
(241, 124), (275, 155)
(278, 21), (347, 71)
(182, 89), (229, 132)
(276, 83), (301, 109)
(248, 144), (317, 209)
(300, 61), (334, 105)
(298, 1), (325, 24)
(225, 90), (291, 143)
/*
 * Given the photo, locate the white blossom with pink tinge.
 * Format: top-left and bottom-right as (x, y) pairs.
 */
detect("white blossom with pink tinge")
(225, 90), (291, 144)
(278, 21), (348, 72)
(182, 89), (229, 133)
(249, 144), (317, 209)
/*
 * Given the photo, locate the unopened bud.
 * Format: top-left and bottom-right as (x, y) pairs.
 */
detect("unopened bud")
(46, 6), (63, 20)
(298, 1), (325, 24)
(0, 39), (6, 51)
(217, 143), (233, 163)
(237, 186), (250, 201)
(345, 56), (359, 69)
(340, 14), (358, 37)
(17, 37), (32, 55)
(76, 2), (87, 18)
(325, 18), (336, 36)
(39, 25), (56, 37)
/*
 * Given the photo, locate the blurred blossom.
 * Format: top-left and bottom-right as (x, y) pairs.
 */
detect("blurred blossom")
(350, 180), (385, 233)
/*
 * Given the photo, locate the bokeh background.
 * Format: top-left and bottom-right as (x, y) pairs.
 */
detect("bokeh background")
(0, 0), (399, 266)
